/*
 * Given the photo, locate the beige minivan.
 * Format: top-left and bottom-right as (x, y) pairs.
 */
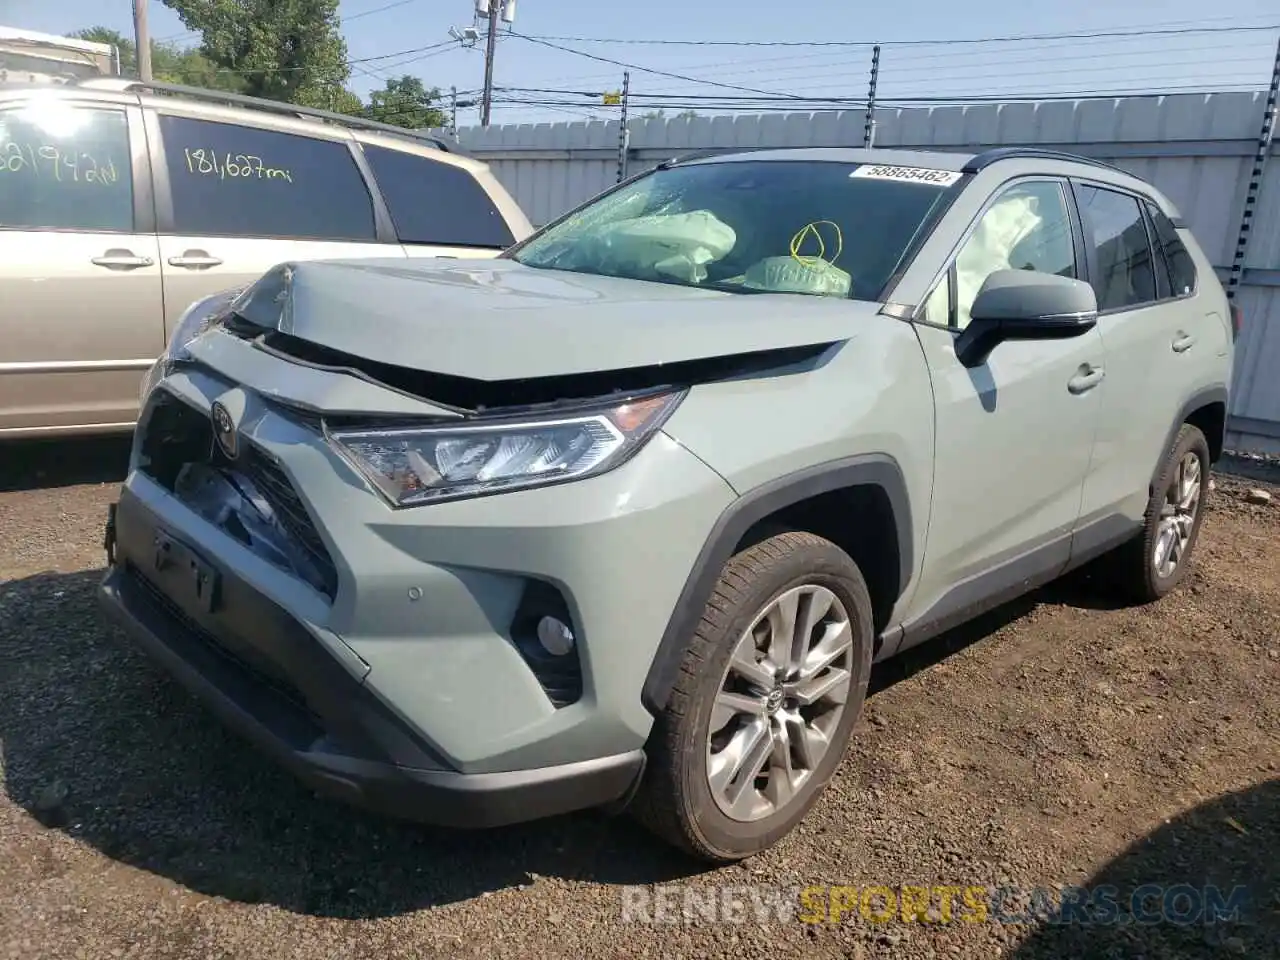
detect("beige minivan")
(0, 78), (532, 438)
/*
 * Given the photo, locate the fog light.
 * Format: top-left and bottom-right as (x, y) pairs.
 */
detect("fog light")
(536, 615), (575, 656)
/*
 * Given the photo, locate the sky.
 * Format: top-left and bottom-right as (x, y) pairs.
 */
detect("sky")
(2, 0), (1278, 126)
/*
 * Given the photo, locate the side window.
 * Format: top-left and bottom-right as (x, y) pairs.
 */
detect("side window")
(954, 180), (1077, 329)
(361, 143), (516, 248)
(0, 103), (133, 232)
(1145, 201), (1196, 297)
(1074, 184), (1157, 311)
(158, 115), (376, 241)
(921, 278), (950, 326)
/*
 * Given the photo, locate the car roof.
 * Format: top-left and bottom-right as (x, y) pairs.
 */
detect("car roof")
(664, 144), (1171, 207)
(0, 77), (467, 156)
(676, 146), (976, 170)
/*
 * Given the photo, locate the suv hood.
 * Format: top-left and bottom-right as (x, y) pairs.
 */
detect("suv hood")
(230, 257), (875, 383)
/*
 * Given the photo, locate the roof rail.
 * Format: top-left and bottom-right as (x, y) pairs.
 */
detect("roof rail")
(658, 145), (783, 168)
(962, 147), (1128, 176)
(74, 77), (464, 154)
(74, 77), (136, 92)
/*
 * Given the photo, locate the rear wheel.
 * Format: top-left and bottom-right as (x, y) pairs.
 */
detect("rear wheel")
(631, 531), (874, 863)
(1106, 423), (1211, 603)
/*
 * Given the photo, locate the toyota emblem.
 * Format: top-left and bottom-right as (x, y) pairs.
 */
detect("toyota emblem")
(211, 401), (238, 459)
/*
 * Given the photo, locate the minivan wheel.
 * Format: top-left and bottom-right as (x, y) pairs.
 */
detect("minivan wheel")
(631, 531), (874, 863)
(1108, 423), (1211, 603)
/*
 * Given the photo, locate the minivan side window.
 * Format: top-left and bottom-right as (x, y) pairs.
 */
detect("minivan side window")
(1074, 184), (1157, 312)
(953, 180), (1077, 329)
(158, 115), (377, 241)
(361, 143), (516, 248)
(0, 104), (133, 232)
(1145, 201), (1197, 298)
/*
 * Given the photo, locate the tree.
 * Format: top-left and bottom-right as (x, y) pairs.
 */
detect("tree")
(159, 0), (349, 106)
(365, 75), (447, 129)
(71, 26), (245, 92)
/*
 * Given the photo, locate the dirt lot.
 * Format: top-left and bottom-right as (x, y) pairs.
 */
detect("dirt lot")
(1, 439), (1277, 960)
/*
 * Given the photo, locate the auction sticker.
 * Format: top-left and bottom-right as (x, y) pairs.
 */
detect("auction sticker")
(850, 164), (963, 186)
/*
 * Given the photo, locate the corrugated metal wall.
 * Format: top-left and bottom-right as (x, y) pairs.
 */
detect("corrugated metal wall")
(435, 93), (1280, 452)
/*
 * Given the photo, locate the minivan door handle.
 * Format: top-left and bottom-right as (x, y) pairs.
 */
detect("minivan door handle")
(1172, 332), (1196, 353)
(167, 250), (224, 269)
(91, 249), (154, 270)
(1067, 364), (1106, 395)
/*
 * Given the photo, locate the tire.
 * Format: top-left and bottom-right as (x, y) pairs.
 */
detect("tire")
(1106, 423), (1211, 604)
(631, 531), (875, 863)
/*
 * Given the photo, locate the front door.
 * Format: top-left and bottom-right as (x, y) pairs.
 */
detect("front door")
(900, 178), (1105, 643)
(0, 99), (163, 434)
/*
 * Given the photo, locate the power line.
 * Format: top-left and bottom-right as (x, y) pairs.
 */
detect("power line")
(511, 32), (808, 99)
(210, 40), (457, 77)
(519, 21), (1280, 48)
(526, 23), (1280, 90)
(344, 0), (423, 23)
(159, 0), (423, 40)
(483, 82), (1266, 114)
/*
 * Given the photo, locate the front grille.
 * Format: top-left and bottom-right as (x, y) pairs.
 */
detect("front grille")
(138, 391), (339, 600)
(242, 447), (338, 598)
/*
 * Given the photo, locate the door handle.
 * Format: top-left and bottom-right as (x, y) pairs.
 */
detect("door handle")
(1068, 365), (1106, 395)
(167, 252), (224, 269)
(91, 250), (154, 270)
(1172, 333), (1196, 353)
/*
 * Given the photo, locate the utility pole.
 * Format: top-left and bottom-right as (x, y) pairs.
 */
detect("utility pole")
(450, 86), (458, 135)
(480, 0), (500, 127)
(133, 0), (152, 81)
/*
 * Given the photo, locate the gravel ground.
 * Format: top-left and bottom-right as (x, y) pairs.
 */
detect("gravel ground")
(1, 438), (1277, 960)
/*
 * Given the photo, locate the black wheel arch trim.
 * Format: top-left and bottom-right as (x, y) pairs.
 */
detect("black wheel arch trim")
(640, 453), (913, 716)
(1151, 385), (1229, 490)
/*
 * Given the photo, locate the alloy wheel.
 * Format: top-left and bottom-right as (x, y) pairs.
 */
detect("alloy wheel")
(705, 584), (855, 822)
(1153, 451), (1204, 579)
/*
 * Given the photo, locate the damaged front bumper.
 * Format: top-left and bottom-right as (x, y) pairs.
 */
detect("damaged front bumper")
(98, 491), (643, 827)
(98, 334), (736, 827)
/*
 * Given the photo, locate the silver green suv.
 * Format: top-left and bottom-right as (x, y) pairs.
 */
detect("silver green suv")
(99, 146), (1237, 862)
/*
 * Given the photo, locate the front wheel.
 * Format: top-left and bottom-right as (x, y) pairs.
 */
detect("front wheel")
(631, 531), (874, 863)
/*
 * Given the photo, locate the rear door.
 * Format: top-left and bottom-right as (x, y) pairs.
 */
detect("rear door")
(1072, 181), (1206, 530)
(147, 109), (404, 338)
(0, 96), (163, 434)
(355, 138), (525, 258)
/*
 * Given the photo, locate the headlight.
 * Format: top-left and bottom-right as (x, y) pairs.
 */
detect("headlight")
(329, 390), (685, 506)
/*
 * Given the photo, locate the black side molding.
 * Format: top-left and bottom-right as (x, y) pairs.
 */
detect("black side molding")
(640, 454), (913, 716)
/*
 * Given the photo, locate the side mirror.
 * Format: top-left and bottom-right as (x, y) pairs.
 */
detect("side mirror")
(954, 269), (1099, 368)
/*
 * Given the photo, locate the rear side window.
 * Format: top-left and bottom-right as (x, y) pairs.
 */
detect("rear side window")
(0, 104), (133, 232)
(1145, 201), (1197, 297)
(361, 143), (515, 248)
(158, 115), (376, 241)
(1074, 184), (1157, 312)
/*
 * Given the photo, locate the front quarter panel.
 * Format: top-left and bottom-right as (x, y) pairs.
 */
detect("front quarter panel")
(660, 315), (936, 618)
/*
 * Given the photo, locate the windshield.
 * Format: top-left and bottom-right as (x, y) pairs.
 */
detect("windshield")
(508, 160), (957, 300)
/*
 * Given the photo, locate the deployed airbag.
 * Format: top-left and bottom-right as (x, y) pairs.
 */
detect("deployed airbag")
(741, 256), (852, 297)
(569, 209), (737, 283)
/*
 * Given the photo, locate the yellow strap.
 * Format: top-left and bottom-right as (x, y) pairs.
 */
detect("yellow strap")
(789, 220), (844, 270)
